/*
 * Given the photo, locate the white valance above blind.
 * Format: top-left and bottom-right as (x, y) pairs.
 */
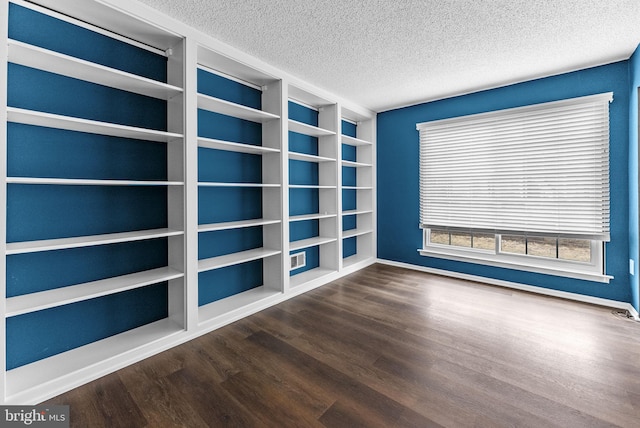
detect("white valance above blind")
(417, 92), (613, 241)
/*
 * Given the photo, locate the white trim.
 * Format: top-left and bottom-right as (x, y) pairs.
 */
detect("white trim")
(416, 92), (613, 129)
(377, 258), (638, 319)
(420, 237), (610, 283)
(14, 0), (167, 56)
(288, 97), (319, 112)
(196, 64), (262, 92)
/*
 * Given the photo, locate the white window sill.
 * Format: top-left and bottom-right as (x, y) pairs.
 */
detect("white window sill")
(418, 248), (612, 284)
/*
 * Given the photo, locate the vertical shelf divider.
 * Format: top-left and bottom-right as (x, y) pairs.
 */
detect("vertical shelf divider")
(182, 38), (199, 330)
(262, 79), (285, 293)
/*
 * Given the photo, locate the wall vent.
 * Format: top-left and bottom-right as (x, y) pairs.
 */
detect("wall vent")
(290, 252), (306, 270)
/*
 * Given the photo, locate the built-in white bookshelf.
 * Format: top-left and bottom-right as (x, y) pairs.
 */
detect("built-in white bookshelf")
(195, 44), (284, 326)
(0, 0), (376, 405)
(2, 0), (187, 405)
(340, 107), (376, 269)
(287, 86), (340, 288)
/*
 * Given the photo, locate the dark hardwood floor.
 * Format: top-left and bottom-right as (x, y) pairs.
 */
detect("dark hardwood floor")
(45, 263), (640, 427)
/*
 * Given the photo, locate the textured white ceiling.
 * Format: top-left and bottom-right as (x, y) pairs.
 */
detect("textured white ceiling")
(136, 0), (640, 112)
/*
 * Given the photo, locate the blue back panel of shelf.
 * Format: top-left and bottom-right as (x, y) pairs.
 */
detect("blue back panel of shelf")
(289, 188), (320, 216)
(289, 103), (319, 154)
(342, 166), (357, 187)
(6, 283), (168, 370)
(6, 5), (170, 369)
(289, 160), (319, 186)
(7, 239), (168, 297)
(341, 120), (358, 211)
(199, 148), (262, 183)
(289, 101), (318, 126)
(289, 131), (318, 156)
(342, 144), (357, 162)
(199, 260), (263, 306)
(197, 68), (262, 146)
(198, 187), (263, 223)
(8, 123), (167, 180)
(199, 227), (263, 260)
(7, 184), (168, 242)
(343, 237), (357, 258)
(8, 64), (167, 130)
(290, 219), (319, 242)
(290, 245), (320, 276)
(342, 120), (357, 138)
(343, 214), (357, 231)
(289, 102), (321, 218)
(198, 110), (262, 146)
(9, 3), (167, 81)
(342, 189), (357, 211)
(198, 68), (261, 109)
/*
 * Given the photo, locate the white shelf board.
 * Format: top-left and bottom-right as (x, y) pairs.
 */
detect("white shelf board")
(7, 108), (183, 143)
(197, 46), (278, 87)
(342, 228), (373, 239)
(197, 93), (279, 123)
(6, 228), (183, 255)
(198, 137), (279, 154)
(198, 247), (281, 272)
(198, 182), (280, 188)
(198, 286), (282, 325)
(6, 267), (183, 317)
(342, 209), (374, 216)
(199, 218), (281, 233)
(289, 236), (336, 251)
(27, 0), (183, 51)
(343, 253), (374, 269)
(289, 184), (336, 189)
(5, 318), (183, 403)
(342, 186), (373, 190)
(289, 213), (337, 222)
(7, 177), (183, 186)
(288, 119), (335, 137)
(288, 86), (333, 108)
(289, 152), (336, 163)
(8, 40), (183, 100)
(342, 135), (372, 146)
(289, 267), (335, 288)
(341, 160), (372, 168)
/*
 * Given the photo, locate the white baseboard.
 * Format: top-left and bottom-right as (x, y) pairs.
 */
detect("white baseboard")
(376, 258), (640, 320)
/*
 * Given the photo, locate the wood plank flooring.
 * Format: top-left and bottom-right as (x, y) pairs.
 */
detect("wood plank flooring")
(45, 263), (640, 427)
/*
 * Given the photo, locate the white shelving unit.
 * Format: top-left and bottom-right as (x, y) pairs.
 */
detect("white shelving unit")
(286, 87), (339, 288)
(340, 107), (376, 270)
(2, 0), (187, 405)
(0, 0), (376, 405)
(195, 44), (284, 327)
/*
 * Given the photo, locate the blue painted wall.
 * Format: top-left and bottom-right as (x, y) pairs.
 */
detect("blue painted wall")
(377, 61), (632, 304)
(629, 45), (640, 311)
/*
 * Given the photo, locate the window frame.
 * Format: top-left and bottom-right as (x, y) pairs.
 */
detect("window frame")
(420, 228), (609, 283)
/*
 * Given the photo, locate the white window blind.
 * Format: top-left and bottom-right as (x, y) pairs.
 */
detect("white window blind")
(417, 93), (612, 241)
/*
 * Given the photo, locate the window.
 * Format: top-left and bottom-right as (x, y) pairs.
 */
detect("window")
(417, 93), (612, 282)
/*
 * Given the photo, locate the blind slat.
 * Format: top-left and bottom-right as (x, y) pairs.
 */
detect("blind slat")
(417, 93), (612, 240)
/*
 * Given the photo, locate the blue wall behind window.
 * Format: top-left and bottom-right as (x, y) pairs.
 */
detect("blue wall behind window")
(377, 61), (632, 304)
